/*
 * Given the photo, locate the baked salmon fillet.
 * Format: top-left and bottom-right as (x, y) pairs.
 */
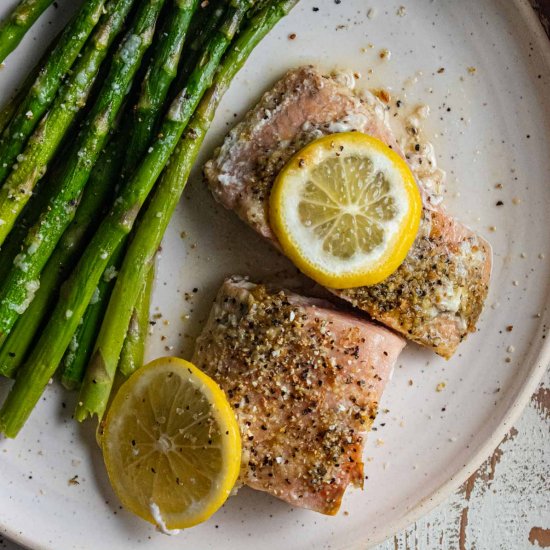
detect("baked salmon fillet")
(204, 66), (492, 358)
(192, 277), (405, 515)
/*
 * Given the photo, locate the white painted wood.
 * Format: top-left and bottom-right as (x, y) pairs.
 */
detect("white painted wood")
(375, 370), (550, 550)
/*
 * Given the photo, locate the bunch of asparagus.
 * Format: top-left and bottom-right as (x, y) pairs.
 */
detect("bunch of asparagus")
(0, 0), (299, 438)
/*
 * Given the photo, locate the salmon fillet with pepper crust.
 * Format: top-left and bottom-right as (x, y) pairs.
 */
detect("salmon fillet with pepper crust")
(192, 277), (405, 515)
(204, 66), (492, 358)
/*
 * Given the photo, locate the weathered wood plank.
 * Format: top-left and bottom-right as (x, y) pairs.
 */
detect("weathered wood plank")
(377, 370), (550, 550)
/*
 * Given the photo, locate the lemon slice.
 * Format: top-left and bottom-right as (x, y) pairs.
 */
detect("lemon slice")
(269, 132), (422, 289)
(102, 357), (241, 532)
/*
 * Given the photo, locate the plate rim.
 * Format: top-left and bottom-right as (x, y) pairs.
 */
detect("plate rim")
(357, 3), (550, 545)
(0, 1), (549, 549)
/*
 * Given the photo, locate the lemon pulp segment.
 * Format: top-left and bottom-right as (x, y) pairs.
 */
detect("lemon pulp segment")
(102, 357), (241, 531)
(269, 132), (422, 289)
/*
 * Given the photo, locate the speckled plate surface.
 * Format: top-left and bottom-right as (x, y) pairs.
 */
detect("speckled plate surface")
(0, 1), (549, 549)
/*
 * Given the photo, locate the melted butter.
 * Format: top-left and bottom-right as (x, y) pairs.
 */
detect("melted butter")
(319, 70), (447, 204)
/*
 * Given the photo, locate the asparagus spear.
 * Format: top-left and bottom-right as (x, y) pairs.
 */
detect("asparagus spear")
(0, 26), (68, 146)
(122, 0), (201, 175)
(60, 245), (126, 390)
(61, 0), (201, 382)
(118, 257), (155, 377)
(111, 1), (217, 377)
(0, 0), (135, 246)
(0, 21), (122, 288)
(172, 1), (226, 96)
(0, 131), (126, 378)
(78, 0), (298, 422)
(0, 0), (107, 184)
(76, 0), (215, 380)
(0, 187), (45, 286)
(0, 0), (165, 345)
(51, 141), (126, 386)
(0, 0), (254, 436)
(0, 124), (79, 287)
(0, 96), (18, 136)
(0, 0), (201, 380)
(0, 0), (54, 64)
(110, 0), (225, 377)
(0, 29), (78, 272)
(0, 54), (42, 134)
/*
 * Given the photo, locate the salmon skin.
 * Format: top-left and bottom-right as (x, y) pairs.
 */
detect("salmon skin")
(204, 66), (492, 358)
(193, 277), (405, 515)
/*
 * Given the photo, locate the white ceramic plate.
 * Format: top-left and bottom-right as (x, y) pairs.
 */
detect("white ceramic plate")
(0, 0), (549, 548)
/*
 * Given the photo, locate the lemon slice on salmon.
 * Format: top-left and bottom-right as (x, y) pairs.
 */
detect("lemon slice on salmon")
(269, 132), (422, 289)
(102, 357), (241, 532)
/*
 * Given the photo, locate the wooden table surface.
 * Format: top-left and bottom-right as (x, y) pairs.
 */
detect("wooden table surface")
(374, 371), (550, 550)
